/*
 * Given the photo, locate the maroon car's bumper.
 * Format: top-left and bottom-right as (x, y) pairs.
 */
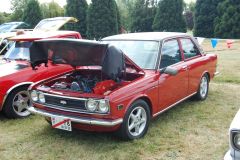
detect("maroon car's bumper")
(28, 107), (123, 132)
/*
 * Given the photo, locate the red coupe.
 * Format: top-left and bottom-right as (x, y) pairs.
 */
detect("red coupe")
(28, 32), (218, 140)
(0, 31), (81, 118)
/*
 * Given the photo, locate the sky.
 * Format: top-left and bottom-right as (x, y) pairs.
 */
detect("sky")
(0, 0), (195, 13)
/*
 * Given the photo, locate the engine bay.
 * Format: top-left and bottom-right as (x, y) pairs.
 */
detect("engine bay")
(51, 74), (99, 93)
(42, 69), (143, 95)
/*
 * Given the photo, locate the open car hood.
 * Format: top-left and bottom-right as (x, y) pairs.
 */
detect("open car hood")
(33, 17), (78, 31)
(30, 39), (144, 81)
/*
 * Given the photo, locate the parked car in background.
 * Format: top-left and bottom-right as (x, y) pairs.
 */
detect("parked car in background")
(224, 109), (240, 160)
(27, 32), (218, 140)
(0, 22), (29, 33)
(0, 30), (81, 119)
(0, 17), (77, 55)
(0, 22), (30, 54)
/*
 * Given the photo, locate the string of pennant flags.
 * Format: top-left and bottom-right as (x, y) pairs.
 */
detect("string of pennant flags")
(196, 37), (240, 49)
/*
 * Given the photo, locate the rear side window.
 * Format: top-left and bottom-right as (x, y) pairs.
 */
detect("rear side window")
(180, 38), (200, 59)
(160, 39), (182, 68)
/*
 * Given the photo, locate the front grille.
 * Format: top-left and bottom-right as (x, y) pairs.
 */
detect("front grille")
(44, 94), (87, 112)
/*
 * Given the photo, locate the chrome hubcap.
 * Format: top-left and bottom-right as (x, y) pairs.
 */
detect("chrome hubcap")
(200, 77), (208, 98)
(128, 106), (147, 137)
(13, 91), (31, 117)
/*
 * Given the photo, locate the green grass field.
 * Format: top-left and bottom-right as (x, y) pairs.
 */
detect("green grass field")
(0, 40), (240, 160)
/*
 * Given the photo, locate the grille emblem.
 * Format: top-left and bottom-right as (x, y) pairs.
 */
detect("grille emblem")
(60, 100), (67, 105)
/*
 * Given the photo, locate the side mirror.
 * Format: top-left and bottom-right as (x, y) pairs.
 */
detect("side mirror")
(160, 66), (178, 76)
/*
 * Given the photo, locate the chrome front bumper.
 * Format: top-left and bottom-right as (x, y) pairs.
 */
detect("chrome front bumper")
(28, 107), (123, 127)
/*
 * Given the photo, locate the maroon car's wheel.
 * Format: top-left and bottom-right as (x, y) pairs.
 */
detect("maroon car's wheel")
(194, 74), (209, 100)
(117, 100), (150, 140)
(3, 86), (31, 118)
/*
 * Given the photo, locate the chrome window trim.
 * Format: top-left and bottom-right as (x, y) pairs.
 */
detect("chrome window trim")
(158, 37), (183, 70)
(157, 35), (203, 71)
(179, 37), (202, 60)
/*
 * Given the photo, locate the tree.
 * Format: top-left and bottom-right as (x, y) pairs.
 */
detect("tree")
(10, 0), (29, 21)
(184, 11), (194, 30)
(22, 0), (43, 28)
(194, 0), (223, 37)
(131, 0), (157, 32)
(0, 13), (6, 24)
(214, 0), (240, 38)
(116, 0), (136, 31)
(87, 0), (119, 39)
(184, 2), (195, 30)
(153, 0), (186, 32)
(65, 0), (88, 37)
(41, 1), (64, 19)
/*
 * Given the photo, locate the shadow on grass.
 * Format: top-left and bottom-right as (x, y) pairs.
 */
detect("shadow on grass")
(0, 112), (7, 120)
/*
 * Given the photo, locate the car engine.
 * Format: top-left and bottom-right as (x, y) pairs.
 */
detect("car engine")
(51, 74), (99, 93)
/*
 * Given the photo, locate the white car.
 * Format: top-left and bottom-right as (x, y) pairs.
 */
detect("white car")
(224, 109), (240, 160)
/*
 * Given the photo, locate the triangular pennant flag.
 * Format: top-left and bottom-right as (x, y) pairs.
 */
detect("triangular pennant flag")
(211, 39), (218, 48)
(197, 37), (205, 45)
(226, 40), (234, 48)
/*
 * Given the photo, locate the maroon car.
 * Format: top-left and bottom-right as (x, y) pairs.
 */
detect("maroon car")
(0, 31), (81, 118)
(28, 32), (218, 140)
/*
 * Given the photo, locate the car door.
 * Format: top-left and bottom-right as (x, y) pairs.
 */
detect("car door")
(179, 38), (204, 94)
(158, 38), (189, 111)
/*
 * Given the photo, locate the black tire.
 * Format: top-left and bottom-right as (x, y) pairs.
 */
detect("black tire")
(116, 99), (150, 140)
(194, 74), (209, 101)
(3, 86), (31, 118)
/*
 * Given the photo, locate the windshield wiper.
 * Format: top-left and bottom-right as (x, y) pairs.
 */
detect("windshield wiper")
(2, 57), (11, 62)
(14, 58), (28, 61)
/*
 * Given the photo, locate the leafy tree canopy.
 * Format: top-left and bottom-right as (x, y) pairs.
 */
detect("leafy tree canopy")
(214, 0), (240, 38)
(131, 0), (157, 32)
(65, 0), (88, 37)
(153, 0), (187, 32)
(87, 0), (119, 39)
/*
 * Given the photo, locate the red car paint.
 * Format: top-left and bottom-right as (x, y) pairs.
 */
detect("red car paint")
(0, 31), (81, 111)
(29, 32), (218, 133)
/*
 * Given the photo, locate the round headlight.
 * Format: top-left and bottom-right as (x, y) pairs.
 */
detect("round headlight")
(98, 100), (109, 113)
(31, 90), (38, 102)
(39, 92), (45, 103)
(86, 99), (98, 112)
(234, 133), (240, 149)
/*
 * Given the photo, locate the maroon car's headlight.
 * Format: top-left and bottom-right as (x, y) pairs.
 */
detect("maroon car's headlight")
(86, 99), (110, 114)
(38, 92), (46, 103)
(30, 90), (38, 102)
(30, 90), (45, 103)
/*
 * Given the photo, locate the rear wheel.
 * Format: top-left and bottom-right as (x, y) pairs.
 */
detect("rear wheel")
(117, 100), (150, 140)
(3, 86), (31, 118)
(194, 74), (209, 100)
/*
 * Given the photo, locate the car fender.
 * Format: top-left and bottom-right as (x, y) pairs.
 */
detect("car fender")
(2, 82), (33, 109)
(123, 93), (153, 116)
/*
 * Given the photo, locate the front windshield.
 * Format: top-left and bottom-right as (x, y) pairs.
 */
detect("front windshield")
(4, 41), (32, 60)
(103, 40), (159, 69)
(0, 24), (19, 33)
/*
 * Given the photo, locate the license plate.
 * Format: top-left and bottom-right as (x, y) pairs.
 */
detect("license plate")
(51, 116), (72, 131)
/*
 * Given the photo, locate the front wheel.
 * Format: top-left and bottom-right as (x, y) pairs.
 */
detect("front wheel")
(194, 74), (209, 100)
(3, 86), (31, 118)
(117, 100), (150, 140)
